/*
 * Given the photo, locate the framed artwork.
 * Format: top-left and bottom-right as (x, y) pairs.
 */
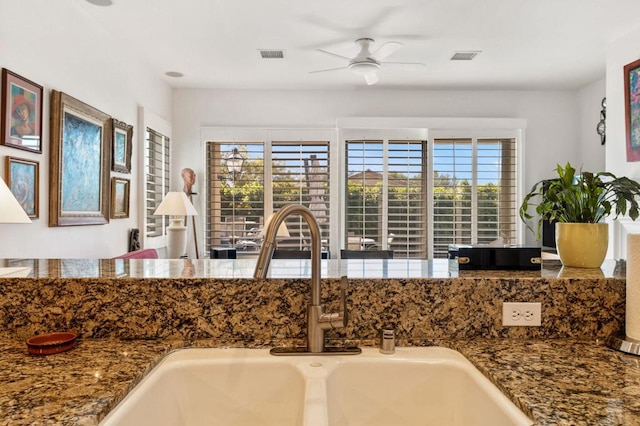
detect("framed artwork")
(112, 119), (133, 173)
(625, 58), (640, 162)
(110, 177), (130, 219)
(5, 156), (39, 218)
(49, 90), (111, 226)
(1, 69), (43, 153)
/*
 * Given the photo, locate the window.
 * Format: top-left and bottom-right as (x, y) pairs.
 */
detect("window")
(144, 127), (170, 238)
(346, 140), (427, 258)
(205, 143), (265, 254)
(388, 140), (428, 257)
(346, 136), (517, 259)
(272, 142), (330, 251)
(205, 139), (330, 255)
(202, 126), (519, 259)
(432, 138), (517, 257)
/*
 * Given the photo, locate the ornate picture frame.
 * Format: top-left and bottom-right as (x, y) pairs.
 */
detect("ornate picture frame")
(1, 69), (44, 153)
(624, 58), (640, 162)
(112, 119), (133, 173)
(5, 156), (39, 218)
(110, 177), (130, 219)
(49, 90), (111, 226)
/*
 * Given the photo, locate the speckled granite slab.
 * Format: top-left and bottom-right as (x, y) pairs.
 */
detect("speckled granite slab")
(453, 339), (640, 426)
(0, 258), (625, 279)
(0, 275), (624, 341)
(0, 338), (638, 425)
(0, 258), (630, 425)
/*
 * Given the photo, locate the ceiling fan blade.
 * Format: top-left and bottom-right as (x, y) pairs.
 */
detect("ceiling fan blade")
(309, 66), (349, 74)
(364, 73), (379, 85)
(370, 42), (403, 61)
(381, 61), (427, 71)
(316, 48), (351, 61)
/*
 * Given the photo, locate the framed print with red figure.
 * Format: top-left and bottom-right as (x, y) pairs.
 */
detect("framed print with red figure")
(1, 69), (43, 153)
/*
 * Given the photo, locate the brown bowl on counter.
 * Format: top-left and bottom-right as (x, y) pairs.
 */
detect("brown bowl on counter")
(26, 332), (78, 356)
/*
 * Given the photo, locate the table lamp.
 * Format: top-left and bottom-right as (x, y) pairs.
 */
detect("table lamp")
(0, 177), (32, 277)
(262, 213), (290, 238)
(0, 177), (31, 224)
(153, 192), (198, 258)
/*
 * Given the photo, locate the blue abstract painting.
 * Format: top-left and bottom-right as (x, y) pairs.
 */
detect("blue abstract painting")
(114, 129), (126, 166)
(9, 160), (36, 216)
(61, 111), (102, 212)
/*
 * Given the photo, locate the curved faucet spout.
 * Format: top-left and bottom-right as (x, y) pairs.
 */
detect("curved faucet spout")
(254, 204), (322, 305)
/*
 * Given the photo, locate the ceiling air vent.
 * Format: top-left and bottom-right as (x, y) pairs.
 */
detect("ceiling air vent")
(450, 51), (480, 61)
(259, 49), (286, 59)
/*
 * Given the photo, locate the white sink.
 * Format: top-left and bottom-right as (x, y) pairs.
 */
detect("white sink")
(100, 347), (532, 426)
(326, 347), (531, 426)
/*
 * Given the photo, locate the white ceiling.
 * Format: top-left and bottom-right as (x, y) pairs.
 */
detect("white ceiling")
(76, 0), (640, 91)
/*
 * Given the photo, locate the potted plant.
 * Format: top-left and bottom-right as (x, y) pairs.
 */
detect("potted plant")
(519, 162), (640, 268)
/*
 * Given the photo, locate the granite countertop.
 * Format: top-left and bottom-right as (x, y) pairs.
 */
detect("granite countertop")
(0, 258), (625, 280)
(1, 337), (638, 425)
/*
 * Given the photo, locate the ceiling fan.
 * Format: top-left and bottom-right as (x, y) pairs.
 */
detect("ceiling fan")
(310, 38), (426, 85)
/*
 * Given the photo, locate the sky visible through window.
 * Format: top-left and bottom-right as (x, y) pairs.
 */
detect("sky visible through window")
(223, 142), (504, 183)
(346, 142), (504, 183)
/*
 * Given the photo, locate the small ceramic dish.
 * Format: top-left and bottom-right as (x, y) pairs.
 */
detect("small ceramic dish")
(26, 332), (78, 356)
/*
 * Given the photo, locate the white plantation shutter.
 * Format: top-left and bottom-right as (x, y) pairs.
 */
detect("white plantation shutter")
(432, 138), (517, 258)
(346, 140), (428, 258)
(271, 141), (330, 250)
(145, 128), (170, 238)
(387, 140), (427, 258)
(201, 130), (518, 259)
(205, 143), (265, 253)
(477, 139), (517, 245)
(346, 140), (385, 250)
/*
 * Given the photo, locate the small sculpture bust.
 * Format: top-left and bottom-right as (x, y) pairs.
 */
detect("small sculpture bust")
(181, 168), (196, 195)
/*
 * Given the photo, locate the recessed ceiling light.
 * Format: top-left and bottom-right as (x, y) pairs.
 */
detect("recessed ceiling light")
(85, 0), (113, 6)
(165, 71), (184, 78)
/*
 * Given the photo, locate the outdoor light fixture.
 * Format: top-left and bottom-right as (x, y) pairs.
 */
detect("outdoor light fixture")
(225, 147), (244, 176)
(153, 192), (198, 258)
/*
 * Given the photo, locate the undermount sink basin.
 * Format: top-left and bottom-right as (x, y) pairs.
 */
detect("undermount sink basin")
(100, 347), (532, 426)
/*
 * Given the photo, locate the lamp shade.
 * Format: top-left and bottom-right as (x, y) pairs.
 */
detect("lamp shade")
(0, 177), (31, 223)
(153, 192), (198, 216)
(262, 213), (290, 238)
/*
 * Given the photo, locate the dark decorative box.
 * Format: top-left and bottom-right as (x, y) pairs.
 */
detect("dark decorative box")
(456, 246), (542, 270)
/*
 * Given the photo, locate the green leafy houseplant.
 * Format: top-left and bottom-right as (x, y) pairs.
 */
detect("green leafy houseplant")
(519, 162), (640, 239)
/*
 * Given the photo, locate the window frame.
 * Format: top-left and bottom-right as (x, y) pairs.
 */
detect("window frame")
(201, 128), (337, 256)
(199, 121), (526, 259)
(140, 107), (172, 251)
(428, 128), (524, 258)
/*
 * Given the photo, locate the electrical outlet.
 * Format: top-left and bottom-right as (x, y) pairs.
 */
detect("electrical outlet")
(502, 302), (541, 326)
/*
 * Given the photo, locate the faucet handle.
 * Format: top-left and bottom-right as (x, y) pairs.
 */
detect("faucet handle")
(317, 276), (350, 330)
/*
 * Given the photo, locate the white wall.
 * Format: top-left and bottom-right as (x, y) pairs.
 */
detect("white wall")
(172, 88), (582, 247)
(577, 78), (606, 172)
(0, 1), (172, 258)
(605, 25), (640, 258)
(606, 25), (640, 179)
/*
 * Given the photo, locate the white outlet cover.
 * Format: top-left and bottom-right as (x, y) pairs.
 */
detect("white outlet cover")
(502, 302), (541, 326)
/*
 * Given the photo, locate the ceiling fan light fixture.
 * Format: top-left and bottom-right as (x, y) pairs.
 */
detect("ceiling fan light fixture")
(363, 72), (379, 86)
(349, 62), (380, 76)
